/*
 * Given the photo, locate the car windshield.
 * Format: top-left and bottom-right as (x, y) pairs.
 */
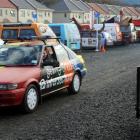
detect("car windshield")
(0, 45), (43, 66)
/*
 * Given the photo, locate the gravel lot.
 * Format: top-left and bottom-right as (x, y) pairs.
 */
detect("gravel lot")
(0, 44), (140, 140)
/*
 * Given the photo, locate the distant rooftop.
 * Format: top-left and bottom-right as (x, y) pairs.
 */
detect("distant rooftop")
(10, 0), (34, 9)
(0, 0), (16, 8)
(48, 0), (83, 12)
(26, 0), (53, 11)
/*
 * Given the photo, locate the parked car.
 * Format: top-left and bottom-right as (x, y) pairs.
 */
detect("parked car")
(49, 23), (81, 51)
(0, 23), (56, 42)
(0, 37), (87, 113)
(94, 23), (122, 45)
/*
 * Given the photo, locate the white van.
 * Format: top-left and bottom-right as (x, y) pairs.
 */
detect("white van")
(94, 23), (123, 45)
(81, 31), (97, 49)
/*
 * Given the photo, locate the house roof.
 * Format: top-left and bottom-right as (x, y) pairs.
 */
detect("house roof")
(123, 7), (136, 17)
(136, 8), (140, 14)
(26, 0), (53, 11)
(10, 0), (34, 9)
(48, 0), (83, 12)
(0, 0), (16, 8)
(72, 0), (90, 12)
(88, 3), (107, 15)
(107, 5), (120, 15)
(127, 7), (140, 17)
(97, 4), (110, 15)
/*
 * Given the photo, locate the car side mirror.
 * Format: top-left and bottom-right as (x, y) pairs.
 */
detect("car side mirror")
(43, 59), (60, 67)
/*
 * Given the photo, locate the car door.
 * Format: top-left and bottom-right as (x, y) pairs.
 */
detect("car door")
(39, 46), (65, 95)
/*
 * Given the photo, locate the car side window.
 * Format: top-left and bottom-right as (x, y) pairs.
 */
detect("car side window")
(42, 46), (56, 62)
(54, 44), (69, 62)
(19, 29), (36, 38)
(2, 29), (18, 39)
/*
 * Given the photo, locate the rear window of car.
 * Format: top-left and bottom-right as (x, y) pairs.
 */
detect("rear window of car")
(120, 26), (131, 32)
(50, 26), (61, 37)
(2, 29), (18, 39)
(81, 32), (96, 38)
(19, 29), (36, 38)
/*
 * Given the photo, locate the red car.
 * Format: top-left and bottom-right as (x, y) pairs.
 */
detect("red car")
(0, 39), (87, 113)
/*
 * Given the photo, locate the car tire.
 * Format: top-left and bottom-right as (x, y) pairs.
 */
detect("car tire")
(68, 73), (81, 94)
(22, 84), (39, 113)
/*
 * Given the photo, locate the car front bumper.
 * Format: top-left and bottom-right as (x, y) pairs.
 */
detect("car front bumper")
(0, 88), (25, 106)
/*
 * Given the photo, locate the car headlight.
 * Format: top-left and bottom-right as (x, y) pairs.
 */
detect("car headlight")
(0, 84), (18, 90)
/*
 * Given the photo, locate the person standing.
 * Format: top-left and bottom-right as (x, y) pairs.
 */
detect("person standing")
(99, 32), (106, 52)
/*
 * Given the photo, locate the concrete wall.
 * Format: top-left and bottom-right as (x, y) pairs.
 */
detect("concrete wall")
(0, 8), (17, 23)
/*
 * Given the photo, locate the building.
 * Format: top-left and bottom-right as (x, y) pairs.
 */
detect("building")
(73, 0), (91, 23)
(0, 0), (17, 23)
(26, 0), (54, 23)
(88, 3), (108, 23)
(48, 0), (84, 23)
(10, 0), (36, 23)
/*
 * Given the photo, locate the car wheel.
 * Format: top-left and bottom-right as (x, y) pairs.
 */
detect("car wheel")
(22, 84), (39, 113)
(68, 73), (81, 94)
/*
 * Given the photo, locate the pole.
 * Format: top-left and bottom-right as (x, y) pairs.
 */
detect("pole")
(136, 67), (140, 118)
(95, 16), (99, 52)
(90, 10), (94, 29)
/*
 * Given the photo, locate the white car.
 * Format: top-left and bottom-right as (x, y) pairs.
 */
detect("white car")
(102, 32), (114, 46)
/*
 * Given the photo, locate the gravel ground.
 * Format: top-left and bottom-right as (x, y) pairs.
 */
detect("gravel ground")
(0, 44), (140, 140)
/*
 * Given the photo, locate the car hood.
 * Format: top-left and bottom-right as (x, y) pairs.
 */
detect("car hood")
(0, 67), (41, 83)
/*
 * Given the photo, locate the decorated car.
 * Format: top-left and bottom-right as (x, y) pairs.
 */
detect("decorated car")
(0, 37), (87, 113)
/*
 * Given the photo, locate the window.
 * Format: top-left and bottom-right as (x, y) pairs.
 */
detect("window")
(85, 16), (86, 20)
(5, 10), (8, 15)
(81, 31), (96, 38)
(54, 45), (69, 62)
(45, 12), (47, 17)
(20, 10), (25, 17)
(38, 11), (43, 17)
(27, 11), (30, 16)
(64, 13), (67, 18)
(19, 29), (36, 38)
(48, 12), (50, 17)
(42, 46), (57, 62)
(2, 29), (18, 39)
(10, 10), (16, 17)
(50, 26), (61, 37)
(0, 45), (43, 66)
(0, 9), (3, 16)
